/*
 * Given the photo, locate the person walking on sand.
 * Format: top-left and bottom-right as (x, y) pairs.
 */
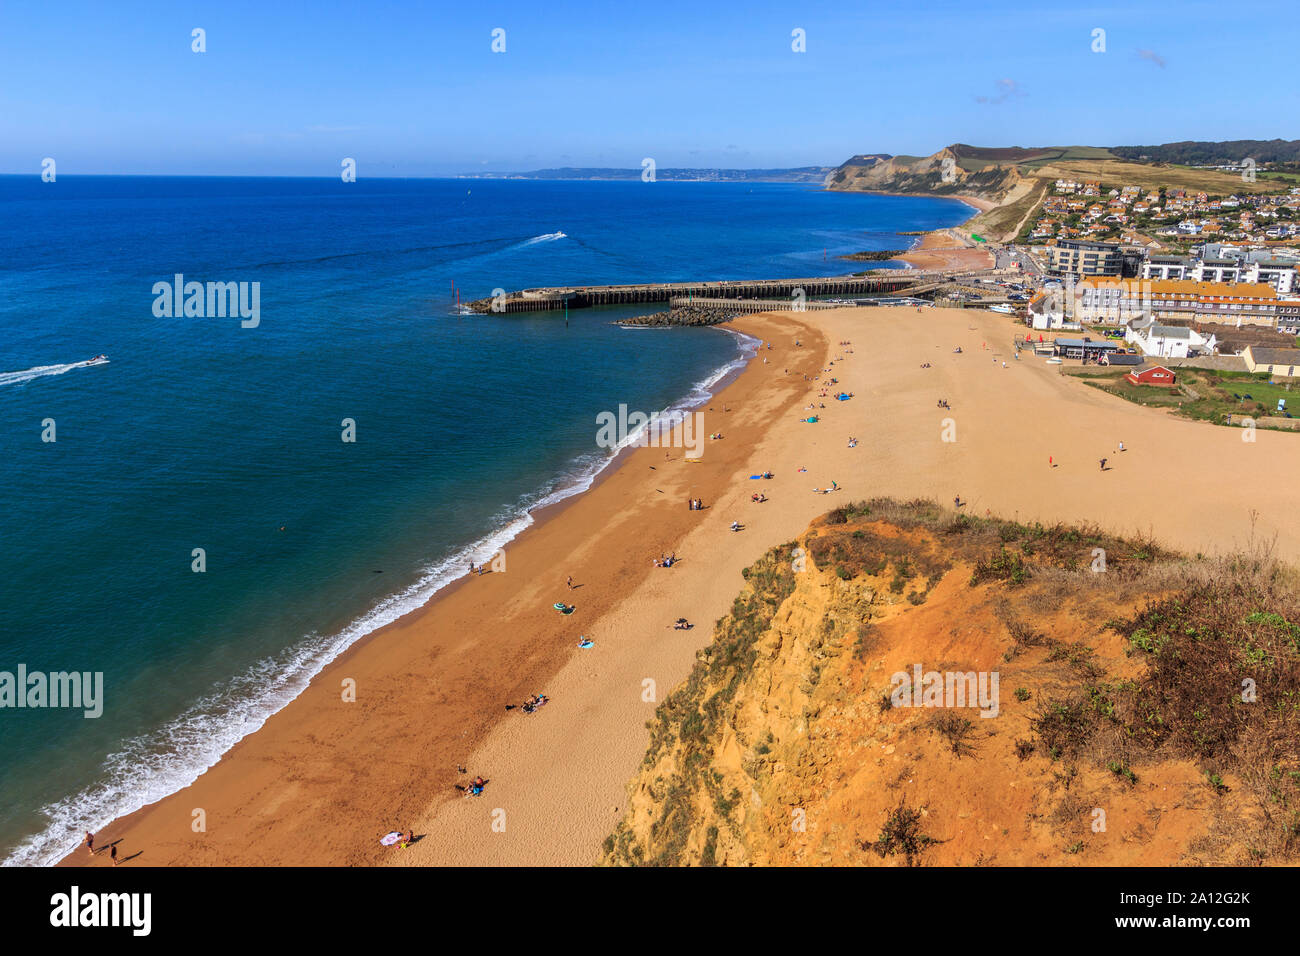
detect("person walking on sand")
(83, 831), (94, 856)
(1100, 458), (1107, 472)
(110, 844), (119, 866)
(1118, 441), (1125, 453)
(566, 576), (574, 590)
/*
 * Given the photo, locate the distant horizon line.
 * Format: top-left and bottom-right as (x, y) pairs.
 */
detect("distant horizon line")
(0, 166), (835, 175)
(0, 170), (839, 181)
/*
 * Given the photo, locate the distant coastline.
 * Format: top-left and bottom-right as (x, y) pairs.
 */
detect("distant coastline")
(456, 166), (834, 183)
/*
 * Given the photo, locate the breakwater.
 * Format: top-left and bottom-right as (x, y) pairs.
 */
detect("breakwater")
(615, 298), (863, 327)
(464, 272), (930, 314)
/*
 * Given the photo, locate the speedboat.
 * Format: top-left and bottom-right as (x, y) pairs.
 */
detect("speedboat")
(88, 354), (108, 363)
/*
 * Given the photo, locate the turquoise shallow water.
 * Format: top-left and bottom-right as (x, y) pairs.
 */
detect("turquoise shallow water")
(0, 176), (971, 864)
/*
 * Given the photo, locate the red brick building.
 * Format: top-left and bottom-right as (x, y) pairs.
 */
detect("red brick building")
(1124, 365), (1177, 386)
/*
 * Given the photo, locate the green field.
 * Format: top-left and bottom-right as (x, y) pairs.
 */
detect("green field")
(1067, 366), (1300, 429)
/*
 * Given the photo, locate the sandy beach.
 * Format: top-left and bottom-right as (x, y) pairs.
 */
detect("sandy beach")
(899, 228), (995, 271)
(61, 304), (1300, 868)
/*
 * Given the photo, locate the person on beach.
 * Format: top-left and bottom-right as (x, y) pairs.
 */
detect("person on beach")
(400, 830), (414, 849)
(110, 845), (119, 866)
(1118, 441), (1125, 453)
(469, 561), (475, 574)
(566, 576), (574, 589)
(1100, 458), (1108, 471)
(83, 831), (94, 856)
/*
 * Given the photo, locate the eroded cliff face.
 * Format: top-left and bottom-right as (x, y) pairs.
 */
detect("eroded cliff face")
(603, 501), (1300, 866)
(826, 146), (1026, 205)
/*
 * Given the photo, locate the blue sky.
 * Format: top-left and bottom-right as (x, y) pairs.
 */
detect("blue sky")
(1, 0), (1295, 176)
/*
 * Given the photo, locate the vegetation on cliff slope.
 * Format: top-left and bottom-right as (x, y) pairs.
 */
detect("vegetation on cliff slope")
(602, 499), (1300, 866)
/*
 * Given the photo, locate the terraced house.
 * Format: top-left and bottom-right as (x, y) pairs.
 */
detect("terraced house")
(1072, 278), (1287, 328)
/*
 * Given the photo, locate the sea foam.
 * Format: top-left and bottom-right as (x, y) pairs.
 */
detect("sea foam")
(1, 328), (754, 867)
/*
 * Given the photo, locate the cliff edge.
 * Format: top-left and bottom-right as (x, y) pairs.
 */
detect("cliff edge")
(603, 499), (1300, 866)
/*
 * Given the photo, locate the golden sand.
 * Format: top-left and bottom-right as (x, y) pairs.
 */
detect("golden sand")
(63, 306), (1300, 867)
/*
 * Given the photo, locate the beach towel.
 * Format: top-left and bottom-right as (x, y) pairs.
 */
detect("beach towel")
(380, 831), (403, 846)
(578, 639), (594, 649)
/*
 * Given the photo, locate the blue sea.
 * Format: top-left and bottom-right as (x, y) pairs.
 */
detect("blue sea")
(0, 176), (970, 865)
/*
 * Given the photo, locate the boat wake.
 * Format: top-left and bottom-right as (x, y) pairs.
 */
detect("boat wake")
(519, 231), (567, 246)
(0, 358), (108, 389)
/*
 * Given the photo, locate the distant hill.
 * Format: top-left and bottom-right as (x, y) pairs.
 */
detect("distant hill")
(458, 166), (835, 183)
(1112, 140), (1300, 166)
(825, 145), (1040, 216)
(826, 145), (1119, 201)
(826, 141), (1288, 242)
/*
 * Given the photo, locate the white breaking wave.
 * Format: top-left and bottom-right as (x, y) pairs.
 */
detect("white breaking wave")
(0, 358), (108, 388)
(519, 231), (567, 246)
(1, 328), (756, 868)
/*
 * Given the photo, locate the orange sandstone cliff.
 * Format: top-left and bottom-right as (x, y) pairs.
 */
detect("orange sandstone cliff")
(603, 500), (1300, 866)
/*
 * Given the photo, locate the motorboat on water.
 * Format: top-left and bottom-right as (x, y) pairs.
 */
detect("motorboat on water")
(88, 354), (108, 362)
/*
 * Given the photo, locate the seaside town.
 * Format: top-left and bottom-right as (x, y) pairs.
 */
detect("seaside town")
(11, 5), (1300, 935)
(967, 180), (1300, 422)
